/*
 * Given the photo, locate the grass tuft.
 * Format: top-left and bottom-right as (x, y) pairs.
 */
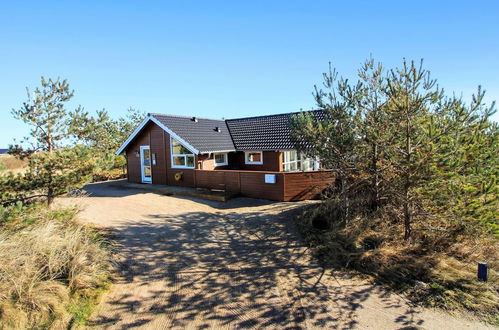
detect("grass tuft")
(0, 205), (112, 328)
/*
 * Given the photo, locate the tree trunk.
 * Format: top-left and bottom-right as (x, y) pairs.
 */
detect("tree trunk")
(47, 166), (54, 205)
(404, 115), (412, 240)
(47, 131), (54, 205)
(341, 175), (349, 224)
(47, 186), (54, 205)
(403, 186), (411, 240)
(371, 142), (379, 210)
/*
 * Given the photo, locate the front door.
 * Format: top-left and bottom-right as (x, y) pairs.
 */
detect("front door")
(140, 146), (152, 183)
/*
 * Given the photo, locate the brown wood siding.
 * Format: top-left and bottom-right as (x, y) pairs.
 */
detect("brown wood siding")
(164, 131), (171, 185)
(150, 124), (167, 185)
(278, 152), (284, 172)
(198, 154), (230, 171)
(125, 121), (199, 187)
(195, 170), (242, 193)
(198, 154), (210, 169)
(125, 124), (151, 183)
(239, 171), (283, 200)
(196, 169), (335, 201)
(123, 122), (334, 201)
(224, 171), (241, 193)
(125, 150), (130, 182)
(164, 130), (197, 187)
(195, 170), (283, 200)
(195, 170), (227, 190)
(229, 151), (281, 171)
(167, 169), (196, 187)
(283, 171), (336, 201)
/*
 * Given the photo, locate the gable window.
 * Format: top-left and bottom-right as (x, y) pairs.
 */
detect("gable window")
(214, 153), (228, 166)
(245, 151), (263, 165)
(171, 138), (195, 168)
(283, 151), (319, 172)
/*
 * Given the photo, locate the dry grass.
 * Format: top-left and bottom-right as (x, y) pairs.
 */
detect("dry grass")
(92, 167), (126, 182)
(0, 154), (28, 174)
(0, 154), (124, 182)
(0, 206), (111, 328)
(295, 199), (499, 324)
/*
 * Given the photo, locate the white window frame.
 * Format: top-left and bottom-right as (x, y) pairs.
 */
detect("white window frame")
(283, 150), (299, 172)
(171, 137), (195, 169)
(140, 145), (152, 183)
(214, 153), (228, 166)
(282, 150), (319, 172)
(245, 151), (263, 165)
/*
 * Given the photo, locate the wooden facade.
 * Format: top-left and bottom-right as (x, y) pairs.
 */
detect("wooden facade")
(194, 169), (335, 201)
(123, 121), (336, 201)
(228, 151), (282, 171)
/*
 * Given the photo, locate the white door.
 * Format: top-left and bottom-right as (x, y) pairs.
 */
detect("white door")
(140, 146), (152, 183)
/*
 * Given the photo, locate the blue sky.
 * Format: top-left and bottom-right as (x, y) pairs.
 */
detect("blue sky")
(1, 1), (498, 146)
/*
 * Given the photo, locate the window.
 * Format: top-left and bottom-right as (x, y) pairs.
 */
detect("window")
(245, 151), (263, 165)
(283, 151), (319, 172)
(214, 153), (228, 166)
(171, 138), (195, 168)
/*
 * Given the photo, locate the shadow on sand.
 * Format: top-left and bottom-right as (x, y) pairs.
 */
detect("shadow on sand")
(83, 181), (425, 329)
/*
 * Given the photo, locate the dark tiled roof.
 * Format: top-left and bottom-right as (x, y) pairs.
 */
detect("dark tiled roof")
(151, 114), (235, 153)
(0, 149), (8, 154)
(226, 110), (324, 150)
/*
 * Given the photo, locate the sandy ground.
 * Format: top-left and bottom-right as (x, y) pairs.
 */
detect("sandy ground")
(59, 181), (493, 329)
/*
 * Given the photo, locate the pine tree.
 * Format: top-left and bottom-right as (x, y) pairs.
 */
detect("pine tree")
(354, 57), (390, 210)
(7, 77), (93, 205)
(424, 87), (498, 236)
(292, 58), (497, 240)
(382, 59), (445, 239)
(291, 64), (358, 222)
(382, 60), (497, 239)
(69, 107), (145, 177)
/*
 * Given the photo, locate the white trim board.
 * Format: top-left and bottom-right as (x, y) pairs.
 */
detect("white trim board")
(170, 136), (196, 169)
(115, 115), (200, 155)
(214, 152), (228, 166)
(115, 116), (150, 155)
(244, 151), (264, 165)
(149, 116), (199, 155)
(140, 145), (152, 183)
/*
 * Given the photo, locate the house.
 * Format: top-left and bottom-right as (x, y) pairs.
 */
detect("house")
(115, 111), (335, 201)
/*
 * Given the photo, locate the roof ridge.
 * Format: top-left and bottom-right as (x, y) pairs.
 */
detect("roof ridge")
(149, 113), (225, 122)
(226, 109), (321, 122)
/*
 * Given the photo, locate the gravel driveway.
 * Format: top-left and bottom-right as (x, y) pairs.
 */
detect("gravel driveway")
(60, 181), (490, 329)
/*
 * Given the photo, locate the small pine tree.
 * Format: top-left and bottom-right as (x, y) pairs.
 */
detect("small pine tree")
(382, 59), (445, 239)
(354, 57), (390, 210)
(381, 59), (496, 239)
(292, 58), (497, 240)
(423, 87), (498, 236)
(7, 77), (93, 205)
(291, 64), (358, 222)
(69, 107), (145, 178)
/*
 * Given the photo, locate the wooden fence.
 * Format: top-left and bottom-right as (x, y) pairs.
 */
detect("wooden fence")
(193, 169), (336, 201)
